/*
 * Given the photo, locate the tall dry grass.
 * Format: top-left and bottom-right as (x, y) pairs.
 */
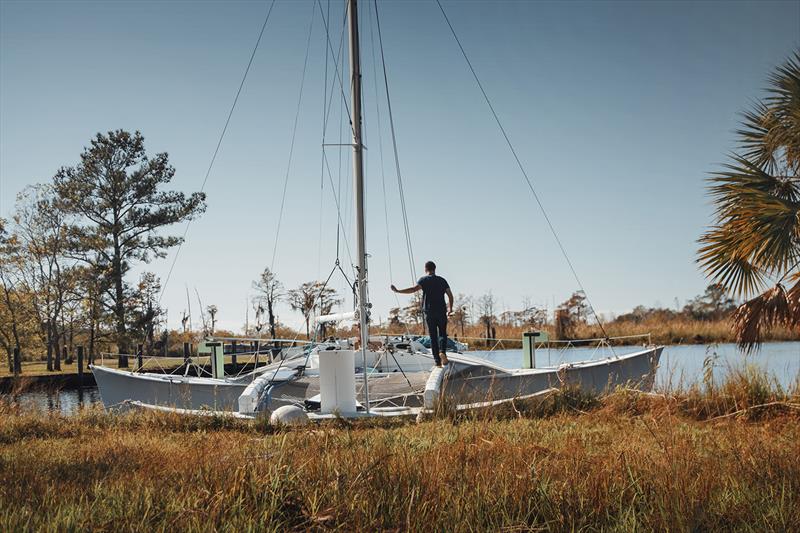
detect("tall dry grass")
(1, 370), (798, 531)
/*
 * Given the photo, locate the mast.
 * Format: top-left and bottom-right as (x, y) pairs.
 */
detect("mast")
(348, 0), (370, 412)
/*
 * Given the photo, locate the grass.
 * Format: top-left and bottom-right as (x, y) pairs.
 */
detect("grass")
(1, 368), (798, 531)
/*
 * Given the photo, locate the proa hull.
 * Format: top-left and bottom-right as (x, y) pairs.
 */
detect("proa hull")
(91, 365), (248, 411)
(440, 346), (662, 405)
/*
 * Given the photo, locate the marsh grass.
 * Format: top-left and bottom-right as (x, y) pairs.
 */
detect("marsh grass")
(392, 317), (800, 347)
(1, 369), (799, 531)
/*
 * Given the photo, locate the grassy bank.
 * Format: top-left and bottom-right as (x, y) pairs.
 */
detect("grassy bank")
(419, 318), (800, 347)
(1, 369), (798, 531)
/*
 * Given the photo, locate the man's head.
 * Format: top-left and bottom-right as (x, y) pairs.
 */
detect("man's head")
(424, 261), (436, 274)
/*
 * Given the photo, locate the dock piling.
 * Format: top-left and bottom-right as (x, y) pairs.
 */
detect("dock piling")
(77, 346), (84, 387)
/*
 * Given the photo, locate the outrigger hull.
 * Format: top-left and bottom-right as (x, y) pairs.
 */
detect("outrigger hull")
(91, 365), (248, 411)
(438, 346), (662, 406)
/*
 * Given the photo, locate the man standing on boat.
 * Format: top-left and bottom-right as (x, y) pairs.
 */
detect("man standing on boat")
(391, 261), (454, 367)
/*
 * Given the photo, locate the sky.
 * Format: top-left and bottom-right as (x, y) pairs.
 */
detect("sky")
(1, 0), (799, 332)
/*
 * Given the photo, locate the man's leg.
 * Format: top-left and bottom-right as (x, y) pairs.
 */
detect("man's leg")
(438, 316), (449, 364)
(426, 314), (441, 366)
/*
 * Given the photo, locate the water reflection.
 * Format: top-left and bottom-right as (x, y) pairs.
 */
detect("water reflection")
(1, 387), (102, 415)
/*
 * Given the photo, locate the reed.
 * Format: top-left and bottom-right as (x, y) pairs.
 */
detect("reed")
(1, 369), (798, 531)
(430, 317), (800, 347)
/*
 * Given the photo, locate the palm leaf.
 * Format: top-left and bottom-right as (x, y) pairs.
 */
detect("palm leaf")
(733, 279), (800, 351)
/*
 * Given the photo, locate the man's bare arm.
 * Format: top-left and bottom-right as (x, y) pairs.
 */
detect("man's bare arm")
(445, 288), (454, 313)
(391, 284), (421, 294)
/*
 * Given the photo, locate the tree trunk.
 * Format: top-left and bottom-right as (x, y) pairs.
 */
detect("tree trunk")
(112, 243), (128, 367)
(268, 299), (276, 340)
(53, 324), (62, 371)
(46, 325), (53, 371)
(88, 319), (96, 365)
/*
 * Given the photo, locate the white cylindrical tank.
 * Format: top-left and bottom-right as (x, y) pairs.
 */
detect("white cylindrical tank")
(318, 349), (357, 416)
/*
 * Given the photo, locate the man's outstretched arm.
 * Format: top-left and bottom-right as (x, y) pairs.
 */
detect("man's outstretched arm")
(391, 283), (421, 294)
(445, 288), (454, 313)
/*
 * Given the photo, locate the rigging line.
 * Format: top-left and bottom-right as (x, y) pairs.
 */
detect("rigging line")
(319, 0), (348, 137)
(374, 0), (416, 282)
(317, 0), (332, 281)
(434, 0), (612, 340)
(322, 149), (355, 269)
(159, 0), (277, 302)
(269, 2), (317, 273)
(366, 0), (394, 284)
(315, 0), (356, 140)
(367, 0), (414, 341)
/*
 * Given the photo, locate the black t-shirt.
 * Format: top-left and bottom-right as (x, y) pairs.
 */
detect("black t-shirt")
(417, 274), (449, 316)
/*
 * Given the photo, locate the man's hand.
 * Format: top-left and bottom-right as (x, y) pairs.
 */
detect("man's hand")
(390, 284), (398, 293)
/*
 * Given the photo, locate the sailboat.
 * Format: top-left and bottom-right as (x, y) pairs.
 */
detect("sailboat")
(92, 0), (662, 418)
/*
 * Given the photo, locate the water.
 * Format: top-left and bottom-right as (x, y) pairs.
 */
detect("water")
(4, 342), (799, 413)
(1, 387), (102, 415)
(480, 341), (800, 389)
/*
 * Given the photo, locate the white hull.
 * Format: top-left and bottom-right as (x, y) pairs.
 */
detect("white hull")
(91, 365), (249, 411)
(438, 346), (662, 406)
(92, 345), (661, 414)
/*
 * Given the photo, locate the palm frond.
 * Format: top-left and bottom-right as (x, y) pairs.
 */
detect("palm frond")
(736, 51), (800, 174)
(699, 156), (800, 296)
(733, 279), (800, 351)
(733, 284), (789, 352)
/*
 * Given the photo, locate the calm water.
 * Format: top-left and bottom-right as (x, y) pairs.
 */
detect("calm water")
(4, 342), (799, 413)
(482, 341), (800, 389)
(2, 387), (102, 416)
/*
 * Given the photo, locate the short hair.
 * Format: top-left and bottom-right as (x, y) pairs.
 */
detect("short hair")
(425, 261), (436, 271)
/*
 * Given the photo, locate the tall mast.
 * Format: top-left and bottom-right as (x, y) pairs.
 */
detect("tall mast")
(348, 0), (370, 412)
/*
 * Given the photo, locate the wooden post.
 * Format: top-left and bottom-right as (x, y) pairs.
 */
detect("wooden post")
(118, 351), (129, 368)
(231, 340), (237, 367)
(13, 347), (21, 376)
(183, 342), (190, 366)
(77, 346), (84, 387)
(136, 343), (144, 371)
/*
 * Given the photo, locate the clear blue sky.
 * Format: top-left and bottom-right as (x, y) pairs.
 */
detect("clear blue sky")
(2, 0), (799, 332)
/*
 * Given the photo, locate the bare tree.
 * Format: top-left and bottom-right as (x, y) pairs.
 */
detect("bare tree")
(288, 281), (341, 339)
(0, 219), (24, 368)
(555, 291), (587, 339)
(388, 307), (404, 330)
(451, 293), (471, 337)
(401, 292), (424, 332)
(13, 186), (74, 371)
(252, 268), (283, 340)
(131, 273), (163, 354)
(478, 292), (496, 345)
(206, 305), (218, 335)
